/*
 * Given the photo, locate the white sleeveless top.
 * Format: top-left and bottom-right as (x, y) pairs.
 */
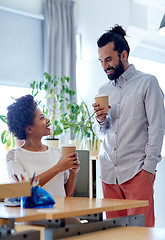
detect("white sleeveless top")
(6, 146), (69, 197)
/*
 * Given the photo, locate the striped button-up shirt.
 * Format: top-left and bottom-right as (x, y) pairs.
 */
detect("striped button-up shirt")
(93, 64), (165, 184)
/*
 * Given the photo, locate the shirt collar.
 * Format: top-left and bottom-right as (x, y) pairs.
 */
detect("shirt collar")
(112, 64), (136, 86)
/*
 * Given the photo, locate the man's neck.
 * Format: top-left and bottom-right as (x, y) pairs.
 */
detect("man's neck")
(124, 61), (130, 71)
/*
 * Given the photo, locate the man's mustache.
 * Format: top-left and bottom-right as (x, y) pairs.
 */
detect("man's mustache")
(104, 67), (115, 73)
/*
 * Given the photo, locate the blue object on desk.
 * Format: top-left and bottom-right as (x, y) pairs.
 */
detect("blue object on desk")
(21, 186), (55, 208)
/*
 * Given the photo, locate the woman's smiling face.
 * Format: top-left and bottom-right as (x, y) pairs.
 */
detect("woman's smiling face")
(29, 108), (51, 138)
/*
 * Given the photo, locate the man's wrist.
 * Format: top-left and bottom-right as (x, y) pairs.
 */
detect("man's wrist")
(96, 117), (106, 124)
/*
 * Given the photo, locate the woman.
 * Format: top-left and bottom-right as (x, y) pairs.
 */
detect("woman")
(6, 94), (80, 197)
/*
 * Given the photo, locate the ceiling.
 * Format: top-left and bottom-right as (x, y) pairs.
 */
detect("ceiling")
(134, 0), (165, 11)
(130, 0), (165, 63)
(0, 0), (165, 63)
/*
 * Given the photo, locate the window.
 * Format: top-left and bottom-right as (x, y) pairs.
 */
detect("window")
(0, 8), (44, 183)
(0, 9), (44, 87)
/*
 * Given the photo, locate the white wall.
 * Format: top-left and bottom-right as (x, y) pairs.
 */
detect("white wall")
(154, 160), (165, 227)
(75, 0), (130, 110)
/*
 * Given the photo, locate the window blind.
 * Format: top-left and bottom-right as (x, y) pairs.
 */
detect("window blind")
(0, 9), (44, 87)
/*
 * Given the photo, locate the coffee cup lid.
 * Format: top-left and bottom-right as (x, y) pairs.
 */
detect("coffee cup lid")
(61, 144), (76, 147)
(95, 94), (108, 98)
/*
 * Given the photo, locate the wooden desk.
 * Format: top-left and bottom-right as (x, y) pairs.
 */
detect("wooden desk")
(0, 197), (148, 222)
(60, 226), (165, 240)
(0, 197), (148, 239)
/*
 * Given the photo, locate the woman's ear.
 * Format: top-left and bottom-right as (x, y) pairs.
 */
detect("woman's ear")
(26, 126), (33, 134)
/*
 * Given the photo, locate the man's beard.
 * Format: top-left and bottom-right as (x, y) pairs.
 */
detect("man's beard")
(106, 59), (125, 81)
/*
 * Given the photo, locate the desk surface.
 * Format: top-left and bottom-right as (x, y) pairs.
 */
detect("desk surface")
(60, 226), (165, 240)
(0, 197), (148, 222)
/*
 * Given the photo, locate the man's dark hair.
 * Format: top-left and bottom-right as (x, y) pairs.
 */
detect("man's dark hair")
(7, 94), (38, 140)
(97, 24), (130, 58)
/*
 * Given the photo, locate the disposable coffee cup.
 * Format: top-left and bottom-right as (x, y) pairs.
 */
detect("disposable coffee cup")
(95, 94), (109, 112)
(61, 145), (76, 157)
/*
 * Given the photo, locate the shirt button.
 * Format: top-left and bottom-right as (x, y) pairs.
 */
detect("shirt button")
(117, 116), (119, 119)
(114, 164), (117, 167)
(115, 132), (117, 134)
(119, 86), (122, 88)
(118, 101), (120, 104)
(114, 148), (117, 151)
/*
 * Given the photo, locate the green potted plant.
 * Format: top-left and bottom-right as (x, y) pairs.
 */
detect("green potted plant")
(30, 72), (100, 153)
(30, 72), (76, 146)
(0, 114), (15, 149)
(69, 101), (100, 155)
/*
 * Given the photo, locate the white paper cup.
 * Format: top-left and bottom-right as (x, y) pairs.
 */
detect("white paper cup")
(95, 94), (109, 112)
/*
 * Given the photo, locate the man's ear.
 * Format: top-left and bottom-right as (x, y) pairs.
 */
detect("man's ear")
(26, 126), (33, 134)
(121, 50), (128, 61)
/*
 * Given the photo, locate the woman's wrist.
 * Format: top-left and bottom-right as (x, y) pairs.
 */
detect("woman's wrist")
(53, 163), (62, 175)
(70, 169), (78, 175)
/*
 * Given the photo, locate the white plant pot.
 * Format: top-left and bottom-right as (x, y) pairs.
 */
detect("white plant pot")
(42, 138), (59, 148)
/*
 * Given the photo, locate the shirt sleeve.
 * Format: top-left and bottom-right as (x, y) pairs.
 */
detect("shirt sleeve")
(143, 76), (165, 173)
(93, 117), (110, 141)
(6, 149), (25, 182)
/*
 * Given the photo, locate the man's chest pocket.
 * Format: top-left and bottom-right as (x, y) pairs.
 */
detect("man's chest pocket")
(121, 94), (145, 119)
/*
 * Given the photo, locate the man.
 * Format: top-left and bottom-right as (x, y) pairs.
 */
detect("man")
(92, 24), (165, 227)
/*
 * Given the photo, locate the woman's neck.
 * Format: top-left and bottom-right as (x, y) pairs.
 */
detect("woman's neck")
(22, 138), (48, 152)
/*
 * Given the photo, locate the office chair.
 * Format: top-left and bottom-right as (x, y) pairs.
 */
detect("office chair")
(73, 150), (90, 197)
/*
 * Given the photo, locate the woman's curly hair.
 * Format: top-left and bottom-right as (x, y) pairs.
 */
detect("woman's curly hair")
(7, 94), (38, 140)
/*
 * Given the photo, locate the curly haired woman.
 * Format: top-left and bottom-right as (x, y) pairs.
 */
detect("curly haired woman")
(6, 94), (80, 198)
